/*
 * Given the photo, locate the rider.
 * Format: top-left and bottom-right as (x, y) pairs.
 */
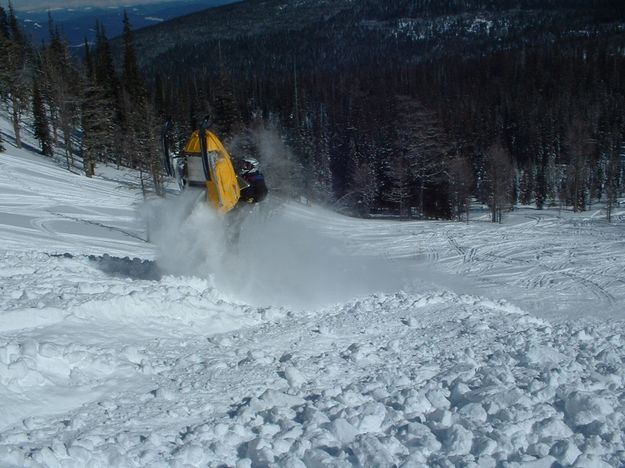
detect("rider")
(227, 157), (268, 246)
(237, 157), (268, 204)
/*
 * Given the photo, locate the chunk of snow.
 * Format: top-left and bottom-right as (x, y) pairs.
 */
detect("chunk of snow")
(564, 391), (613, 426)
(283, 365), (306, 388)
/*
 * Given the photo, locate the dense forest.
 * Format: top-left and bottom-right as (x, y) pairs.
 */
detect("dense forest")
(142, 0), (625, 221)
(0, 2), (164, 194)
(2, 0), (625, 222)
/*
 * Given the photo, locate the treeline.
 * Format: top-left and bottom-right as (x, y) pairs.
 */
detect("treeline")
(149, 15), (625, 221)
(0, 3), (163, 194)
(3, 0), (624, 222)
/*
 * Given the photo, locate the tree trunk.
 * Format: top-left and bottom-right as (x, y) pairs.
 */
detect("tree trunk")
(63, 127), (73, 169)
(12, 103), (21, 148)
(86, 160), (95, 177)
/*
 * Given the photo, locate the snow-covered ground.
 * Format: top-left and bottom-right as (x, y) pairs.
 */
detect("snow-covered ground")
(1, 119), (625, 467)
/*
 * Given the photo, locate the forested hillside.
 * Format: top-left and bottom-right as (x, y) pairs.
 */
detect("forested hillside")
(3, 0), (625, 221)
(130, 0), (625, 220)
(0, 3), (164, 195)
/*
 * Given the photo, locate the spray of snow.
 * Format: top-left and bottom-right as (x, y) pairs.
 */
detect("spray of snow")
(143, 191), (414, 309)
(221, 201), (383, 308)
(142, 189), (227, 280)
(229, 123), (303, 199)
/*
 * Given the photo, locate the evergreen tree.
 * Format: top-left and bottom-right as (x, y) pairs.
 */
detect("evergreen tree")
(7, 1), (22, 45)
(0, 6), (8, 40)
(448, 155), (473, 221)
(81, 22), (121, 170)
(535, 162), (547, 210)
(0, 3), (30, 149)
(81, 81), (115, 177)
(120, 12), (163, 193)
(394, 95), (451, 218)
(563, 117), (593, 212)
(42, 19), (82, 168)
(93, 22), (120, 116)
(311, 105), (333, 203)
(484, 141), (514, 223)
(211, 68), (242, 140)
(32, 76), (52, 156)
(122, 10), (145, 104)
(83, 39), (94, 80)
(385, 154), (412, 219)
(519, 165), (534, 205)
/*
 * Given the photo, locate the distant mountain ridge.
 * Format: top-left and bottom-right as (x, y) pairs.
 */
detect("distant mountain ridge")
(16, 0), (239, 46)
(115, 0), (356, 65)
(123, 0), (625, 74)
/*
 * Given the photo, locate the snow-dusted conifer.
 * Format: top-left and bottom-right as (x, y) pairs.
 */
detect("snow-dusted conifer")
(32, 76), (52, 156)
(394, 95), (451, 218)
(563, 117), (593, 212)
(42, 26), (81, 169)
(484, 140), (514, 223)
(120, 12), (163, 194)
(0, 2), (30, 149)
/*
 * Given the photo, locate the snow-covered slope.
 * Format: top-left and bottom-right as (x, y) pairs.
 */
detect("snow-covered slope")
(1, 121), (625, 466)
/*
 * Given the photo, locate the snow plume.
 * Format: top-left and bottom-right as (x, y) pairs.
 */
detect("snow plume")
(143, 191), (415, 309)
(230, 122), (303, 199)
(142, 189), (227, 279)
(255, 128), (303, 198)
(216, 201), (412, 309)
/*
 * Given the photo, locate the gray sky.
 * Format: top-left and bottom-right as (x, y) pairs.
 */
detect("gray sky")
(11, 0), (189, 11)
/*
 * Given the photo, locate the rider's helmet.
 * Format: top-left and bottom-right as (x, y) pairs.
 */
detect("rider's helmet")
(240, 158), (260, 176)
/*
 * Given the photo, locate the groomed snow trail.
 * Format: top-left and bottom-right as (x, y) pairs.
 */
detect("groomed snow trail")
(1, 129), (625, 466)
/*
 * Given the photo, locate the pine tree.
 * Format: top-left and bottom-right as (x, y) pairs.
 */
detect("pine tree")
(211, 68), (242, 140)
(7, 1), (23, 45)
(448, 155), (473, 221)
(81, 23), (121, 171)
(32, 76), (52, 156)
(385, 155), (412, 218)
(484, 141), (514, 223)
(93, 22), (120, 116)
(394, 95), (451, 218)
(41, 19), (82, 168)
(83, 39), (94, 80)
(0, 6), (8, 153)
(518, 165), (534, 205)
(0, 6), (8, 40)
(117, 13), (165, 194)
(81, 81), (115, 177)
(0, 2), (31, 149)
(312, 105), (333, 203)
(563, 117), (593, 212)
(122, 10), (145, 104)
(121, 15), (146, 117)
(535, 162), (547, 210)
(605, 136), (622, 223)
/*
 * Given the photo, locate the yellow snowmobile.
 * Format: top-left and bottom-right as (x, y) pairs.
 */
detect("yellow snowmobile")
(162, 118), (241, 214)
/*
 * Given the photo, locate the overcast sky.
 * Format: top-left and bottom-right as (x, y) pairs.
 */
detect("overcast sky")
(11, 0), (190, 11)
